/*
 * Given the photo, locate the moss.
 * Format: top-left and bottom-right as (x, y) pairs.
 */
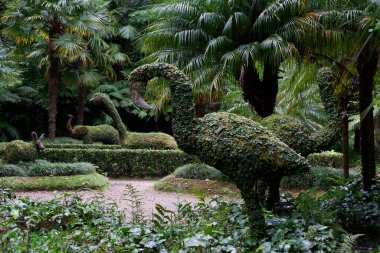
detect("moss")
(0, 173), (108, 191)
(2, 140), (37, 164)
(89, 92), (178, 150)
(261, 68), (341, 156)
(123, 132), (177, 150)
(40, 148), (197, 177)
(307, 151), (343, 168)
(129, 63), (310, 238)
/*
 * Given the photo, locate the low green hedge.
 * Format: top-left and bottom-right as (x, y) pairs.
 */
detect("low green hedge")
(0, 173), (108, 191)
(41, 148), (197, 177)
(173, 163), (229, 181)
(0, 160), (96, 177)
(280, 166), (358, 190)
(46, 144), (122, 150)
(307, 150), (343, 168)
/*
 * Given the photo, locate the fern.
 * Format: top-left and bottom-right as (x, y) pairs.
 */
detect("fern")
(337, 234), (363, 253)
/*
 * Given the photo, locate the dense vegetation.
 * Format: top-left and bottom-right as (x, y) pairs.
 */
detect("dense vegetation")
(0, 0), (379, 251)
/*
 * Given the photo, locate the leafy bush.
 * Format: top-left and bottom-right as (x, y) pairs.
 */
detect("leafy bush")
(317, 178), (380, 235)
(2, 140), (36, 164)
(0, 173), (108, 191)
(281, 166), (358, 190)
(0, 160), (96, 177)
(41, 148), (197, 177)
(307, 150), (343, 168)
(0, 142), (7, 157)
(173, 163), (229, 181)
(0, 188), (360, 252)
(123, 132), (178, 150)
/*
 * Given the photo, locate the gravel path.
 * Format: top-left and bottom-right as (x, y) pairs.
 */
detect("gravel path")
(16, 179), (198, 220)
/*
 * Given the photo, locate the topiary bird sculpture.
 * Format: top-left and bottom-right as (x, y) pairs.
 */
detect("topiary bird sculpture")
(129, 63), (310, 239)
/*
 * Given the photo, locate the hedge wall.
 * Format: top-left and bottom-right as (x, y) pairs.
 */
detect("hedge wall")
(41, 148), (197, 177)
(46, 144), (122, 150)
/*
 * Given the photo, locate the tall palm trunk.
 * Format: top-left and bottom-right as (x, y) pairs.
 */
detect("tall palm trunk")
(77, 82), (86, 125)
(341, 101), (349, 178)
(356, 39), (379, 191)
(47, 15), (62, 140)
(239, 56), (278, 117)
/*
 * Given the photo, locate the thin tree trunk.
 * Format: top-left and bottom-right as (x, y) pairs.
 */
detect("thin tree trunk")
(342, 104), (350, 178)
(354, 128), (361, 153)
(77, 82), (86, 125)
(47, 16), (62, 140)
(356, 40), (379, 191)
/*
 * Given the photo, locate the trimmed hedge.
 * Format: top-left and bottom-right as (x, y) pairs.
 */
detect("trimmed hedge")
(0, 160), (96, 177)
(0, 173), (108, 191)
(173, 163), (229, 181)
(46, 144), (122, 149)
(0, 142), (7, 157)
(307, 150), (343, 168)
(2, 140), (36, 164)
(41, 148), (197, 177)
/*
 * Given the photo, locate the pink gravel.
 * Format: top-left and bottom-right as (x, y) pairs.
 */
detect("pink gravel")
(16, 179), (198, 221)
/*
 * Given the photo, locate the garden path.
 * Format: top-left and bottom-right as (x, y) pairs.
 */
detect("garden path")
(16, 179), (198, 221)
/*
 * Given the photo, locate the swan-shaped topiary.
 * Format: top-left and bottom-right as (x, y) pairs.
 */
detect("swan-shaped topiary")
(66, 114), (120, 144)
(89, 93), (178, 150)
(261, 68), (340, 157)
(129, 63), (310, 239)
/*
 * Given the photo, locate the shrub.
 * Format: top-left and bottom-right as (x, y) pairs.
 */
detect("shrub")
(2, 140), (37, 164)
(41, 148), (197, 177)
(307, 150), (343, 168)
(0, 189), (361, 252)
(0, 173), (108, 191)
(281, 166), (357, 190)
(123, 132), (178, 150)
(0, 142), (7, 157)
(173, 163), (229, 181)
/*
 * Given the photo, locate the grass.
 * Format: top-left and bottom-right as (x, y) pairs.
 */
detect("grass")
(154, 175), (240, 197)
(0, 173), (108, 191)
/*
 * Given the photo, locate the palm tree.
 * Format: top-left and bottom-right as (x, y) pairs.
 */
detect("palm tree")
(2, 0), (112, 139)
(139, 0), (342, 117)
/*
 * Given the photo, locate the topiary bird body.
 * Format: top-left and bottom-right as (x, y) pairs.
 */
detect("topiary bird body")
(261, 68), (340, 156)
(66, 114), (120, 144)
(129, 63), (310, 238)
(89, 93), (178, 150)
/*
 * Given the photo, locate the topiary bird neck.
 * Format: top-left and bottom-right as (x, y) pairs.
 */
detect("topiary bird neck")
(129, 63), (196, 149)
(66, 115), (74, 135)
(89, 93), (127, 141)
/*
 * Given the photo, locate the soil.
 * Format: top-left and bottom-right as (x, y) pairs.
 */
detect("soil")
(16, 179), (199, 221)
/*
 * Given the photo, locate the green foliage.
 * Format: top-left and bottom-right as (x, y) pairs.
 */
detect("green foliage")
(41, 148), (197, 177)
(44, 137), (83, 144)
(173, 163), (228, 181)
(72, 124), (120, 144)
(308, 151), (344, 168)
(2, 140), (37, 164)
(0, 173), (108, 191)
(281, 166), (358, 190)
(123, 132), (178, 150)
(46, 144), (122, 149)
(0, 189), (361, 252)
(0, 160), (96, 177)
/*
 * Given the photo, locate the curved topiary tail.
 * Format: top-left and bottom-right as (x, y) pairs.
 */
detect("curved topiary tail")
(89, 93), (127, 141)
(129, 63), (196, 149)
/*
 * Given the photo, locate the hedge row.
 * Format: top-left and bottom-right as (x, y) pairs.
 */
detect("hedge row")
(41, 148), (197, 177)
(307, 150), (343, 168)
(46, 144), (122, 150)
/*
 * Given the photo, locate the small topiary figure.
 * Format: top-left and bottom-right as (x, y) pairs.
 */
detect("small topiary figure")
(89, 93), (178, 150)
(66, 114), (120, 144)
(129, 63), (310, 239)
(2, 132), (45, 164)
(261, 68), (340, 156)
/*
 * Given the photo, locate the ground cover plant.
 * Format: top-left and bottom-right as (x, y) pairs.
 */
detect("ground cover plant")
(0, 187), (368, 252)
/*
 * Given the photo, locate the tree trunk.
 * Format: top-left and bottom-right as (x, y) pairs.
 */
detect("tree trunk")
(356, 39), (379, 191)
(239, 56), (278, 117)
(342, 104), (350, 178)
(77, 82), (86, 125)
(47, 16), (62, 140)
(354, 128), (361, 153)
